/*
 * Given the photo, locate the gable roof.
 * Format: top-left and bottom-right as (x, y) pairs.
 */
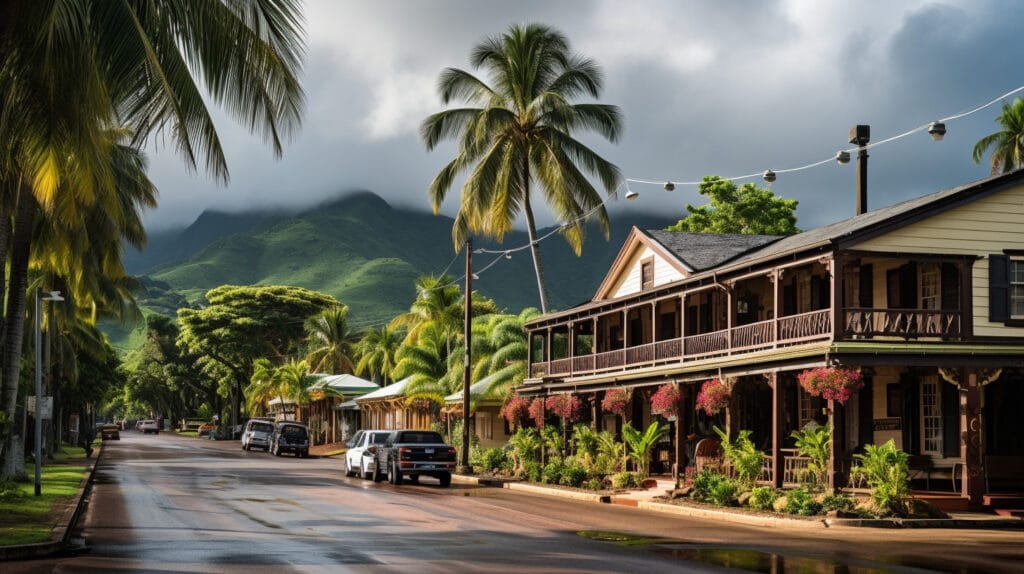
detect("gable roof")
(308, 373), (379, 394)
(443, 373), (503, 403)
(643, 230), (781, 271)
(354, 377), (410, 402)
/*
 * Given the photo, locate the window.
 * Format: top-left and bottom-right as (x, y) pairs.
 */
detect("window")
(641, 259), (654, 290)
(1012, 259), (1024, 319)
(920, 376), (942, 455)
(919, 262), (940, 311)
(476, 413), (493, 440)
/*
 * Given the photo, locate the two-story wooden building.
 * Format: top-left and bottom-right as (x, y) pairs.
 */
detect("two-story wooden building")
(523, 170), (1024, 508)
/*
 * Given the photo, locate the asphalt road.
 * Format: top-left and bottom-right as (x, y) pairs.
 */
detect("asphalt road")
(6, 432), (1024, 573)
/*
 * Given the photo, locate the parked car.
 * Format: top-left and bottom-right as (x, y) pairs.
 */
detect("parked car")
(270, 422), (309, 457)
(100, 423), (120, 440)
(345, 430), (390, 479)
(241, 419), (275, 451)
(139, 419), (160, 435)
(370, 429), (456, 487)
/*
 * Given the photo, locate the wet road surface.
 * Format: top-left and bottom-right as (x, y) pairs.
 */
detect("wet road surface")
(6, 432), (1024, 573)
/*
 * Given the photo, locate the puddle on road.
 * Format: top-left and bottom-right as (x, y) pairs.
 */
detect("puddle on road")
(578, 531), (958, 573)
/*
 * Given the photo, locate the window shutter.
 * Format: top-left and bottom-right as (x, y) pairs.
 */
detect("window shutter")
(989, 255), (1009, 322)
(858, 264), (874, 307)
(941, 381), (960, 458)
(940, 263), (959, 311)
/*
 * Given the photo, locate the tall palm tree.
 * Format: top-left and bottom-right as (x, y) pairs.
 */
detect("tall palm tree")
(0, 1), (306, 477)
(355, 324), (403, 386)
(304, 306), (358, 374)
(393, 323), (453, 406)
(421, 23), (623, 312)
(973, 97), (1024, 175)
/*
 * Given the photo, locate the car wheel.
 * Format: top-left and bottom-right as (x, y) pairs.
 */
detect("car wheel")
(438, 472), (452, 488)
(391, 461), (404, 486)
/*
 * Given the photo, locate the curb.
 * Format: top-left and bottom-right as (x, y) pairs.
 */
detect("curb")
(0, 444), (100, 561)
(504, 481), (611, 504)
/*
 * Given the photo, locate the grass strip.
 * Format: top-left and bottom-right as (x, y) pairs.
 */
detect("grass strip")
(0, 447), (90, 546)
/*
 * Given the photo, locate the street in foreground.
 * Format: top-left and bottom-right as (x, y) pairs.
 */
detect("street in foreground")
(5, 432), (1023, 573)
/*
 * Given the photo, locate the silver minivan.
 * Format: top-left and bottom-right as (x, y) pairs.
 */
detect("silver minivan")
(241, 418), (275, 451)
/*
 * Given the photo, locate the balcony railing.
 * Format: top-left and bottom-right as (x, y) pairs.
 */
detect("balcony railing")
(843, 308), (961, 339)
(529, 309), (832, 379)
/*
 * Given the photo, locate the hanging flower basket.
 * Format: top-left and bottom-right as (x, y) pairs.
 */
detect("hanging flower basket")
(601, 387), (631, 418)
(545, 394), (582, 423)
(528, 397), (547, 428)
(798, 367), (864, 405)
(695, 379), (730, 416)
(651, 383), (681, 417)
(500, 395), (530, 424)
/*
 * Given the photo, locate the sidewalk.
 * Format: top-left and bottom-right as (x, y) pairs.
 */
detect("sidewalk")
(0, 446), (98, 561)
(455, 474), (1024, 530)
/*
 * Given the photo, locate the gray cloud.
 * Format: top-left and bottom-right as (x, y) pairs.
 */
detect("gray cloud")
(143, 0), (1023, 238)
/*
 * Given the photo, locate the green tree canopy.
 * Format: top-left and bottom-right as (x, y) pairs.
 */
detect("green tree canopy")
(667, 176), (799, 236)
(973, 97), (1024, 175)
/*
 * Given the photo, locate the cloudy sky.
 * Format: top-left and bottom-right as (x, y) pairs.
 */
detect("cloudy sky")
(143, 0), (1024, 234)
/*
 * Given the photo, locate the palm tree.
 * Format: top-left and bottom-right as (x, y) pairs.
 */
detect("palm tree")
(304, 306), (358, 374)
(393, 323), (453, 406)
(472, 308), (539, 400)
(973, 97), (1024, 175)
(0, 0), (306, 477)
(421, 23), (623, 313)
(355, 324), (403, 386)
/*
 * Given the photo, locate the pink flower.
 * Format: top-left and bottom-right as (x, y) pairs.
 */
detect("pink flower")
(528, 397), (546, 427)
(797, 368), (863, 405)
(545, 394), (582, 423)
(695, 379), (730, 416)
(651, 383), (681, 417)
(500, 395), (530, 424)
(601, 388), (631, 417)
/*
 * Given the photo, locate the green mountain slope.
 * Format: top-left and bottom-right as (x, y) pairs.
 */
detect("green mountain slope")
(110, 191), (672, 351)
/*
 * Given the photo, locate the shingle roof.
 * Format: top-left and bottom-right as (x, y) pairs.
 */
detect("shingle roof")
(642, 230), (781, 271)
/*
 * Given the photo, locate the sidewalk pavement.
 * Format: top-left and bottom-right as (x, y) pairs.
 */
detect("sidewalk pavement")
(0, 446), (98, 561)
(454, 474), (1024, 530)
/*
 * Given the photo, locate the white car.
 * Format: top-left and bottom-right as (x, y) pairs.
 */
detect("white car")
(241, 419), (275, 451)
(139, 419), (160, 434)
(345, 430), (390, 479)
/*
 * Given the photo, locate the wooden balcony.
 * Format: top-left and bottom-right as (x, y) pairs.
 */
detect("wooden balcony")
(843, 308), (962, 339)
(529, 309), (832, 379)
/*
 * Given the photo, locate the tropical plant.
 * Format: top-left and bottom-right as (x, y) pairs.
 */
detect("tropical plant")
(572, 423), (599, 468)
(621, 421), (669, 479)
(596, 431), (625, 474)
(355, 324), (403, 386)
(421, 23), (623, 312)
(528, 397), (547, 428)
(712, 426), (765, 487)
(470, 308), (539, 399)
(560, 465), (588, 488)
(790, 424), (832, 489)
(667, 176), (799, 235)
(500, 395), (531, 429)
(851, 440), (911, 515)
(650, 384), (680, 418)
(601, 388), (631, 418)
(542, 461), (565, 484)
(749, 486), (780, 511)
(783, 487), (822, 516)
(471, 447), (511, 475)
(691, 469), (728, 502)
(611, 471), (639, 489)
(695, 379), (731, 416)
(821, 493), (857, 514)
(972, 97), (1024, 175)
(797, 367), (863, 405)
(304, 306), (358, 374)
(508, 427), (542, 474)
(542, 425), (565, 462)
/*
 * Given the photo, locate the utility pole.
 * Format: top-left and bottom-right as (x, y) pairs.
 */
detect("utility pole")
(460, 238), (473, 474)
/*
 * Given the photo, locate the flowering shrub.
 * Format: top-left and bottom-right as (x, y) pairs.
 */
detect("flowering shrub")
(601, 388), (631, 418)
(695, 379), (730, 416)
(650, 384), (680, 417)
(798, 367), (864, 405)
(528, 397), (546, 427)
(500, 395), (531, 425)
(545, 394), (582, 423)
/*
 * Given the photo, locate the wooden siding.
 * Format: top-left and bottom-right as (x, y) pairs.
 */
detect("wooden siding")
(610, 245), (685, 299)
(854, 183), (1024, 337)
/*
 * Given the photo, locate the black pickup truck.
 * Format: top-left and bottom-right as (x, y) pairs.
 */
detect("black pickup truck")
(369, 429), (457, 487)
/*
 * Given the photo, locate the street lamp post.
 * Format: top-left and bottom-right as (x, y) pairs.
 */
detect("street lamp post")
(849, 125), (870, 215)
(35, 288), (63, 496)
(459, 238), (472, 474)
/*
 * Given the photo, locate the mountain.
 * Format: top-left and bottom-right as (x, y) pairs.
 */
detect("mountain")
(110, 191), (674, 351)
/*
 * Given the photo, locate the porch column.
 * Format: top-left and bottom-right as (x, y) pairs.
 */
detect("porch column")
(827, 398), (836, 492)
(830, 255), (841, 340)
(568, 321), (575, 376)
(621, 309), (628, 348)
(769, 372), (783, 488)
(772, 269), (781, 345)
(592, 317), (598, 353)
(962, 370), (984, 506)
(679, 294), (687, 357)
(673, 382), (685, 487)
(545, 327), (552, 364)
(650, 301), (657, 343)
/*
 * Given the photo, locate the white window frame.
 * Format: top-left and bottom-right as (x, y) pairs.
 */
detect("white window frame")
(1011, 258), (1024, 319)
(920, 376), (942, 455)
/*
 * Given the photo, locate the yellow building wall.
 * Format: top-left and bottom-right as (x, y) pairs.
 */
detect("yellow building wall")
(853, 182), (1024, 337)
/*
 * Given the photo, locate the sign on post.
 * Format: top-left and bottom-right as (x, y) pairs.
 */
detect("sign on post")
(27, 396), (53, 419)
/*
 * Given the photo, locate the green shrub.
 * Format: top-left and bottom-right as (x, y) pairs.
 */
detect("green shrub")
(784, 487), (823, 516)
(748, 486), (780, 511)
(713, 426), (765, 487)
(560, 465), (588, 488)
(471, 447), (509, 474)
(821, 493), (857, 513)
(852, 439), (910, 515)
(691, 469), (726, 502)
(611, 471), (639, 489)
(542, 462), (565, 484)
(523, 460), (543, 483)
(790, 424), (831, 490)
(709, 478), (740, 506)
(584, 477), (603, 491)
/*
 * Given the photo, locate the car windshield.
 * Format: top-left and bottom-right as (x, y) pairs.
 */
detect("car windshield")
(281, 426), (306, 437)
(399, 432), (442, 443)
(370, 433), (389, 444)
(251, 423), (273, 433)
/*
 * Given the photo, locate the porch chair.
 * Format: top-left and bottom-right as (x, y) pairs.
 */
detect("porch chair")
(907, 455), (933, 491)
(694, 438), (723, 474)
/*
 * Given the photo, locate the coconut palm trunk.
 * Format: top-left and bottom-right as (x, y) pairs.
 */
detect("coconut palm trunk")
(521, 180), (550, 313)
